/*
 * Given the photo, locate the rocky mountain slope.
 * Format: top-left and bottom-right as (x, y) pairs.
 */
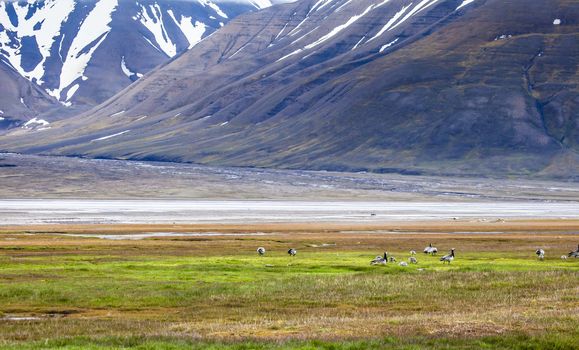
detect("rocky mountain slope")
(0, 59), (58, 125)
(0, 0), (278, 113)
(1, 0), (578, 177)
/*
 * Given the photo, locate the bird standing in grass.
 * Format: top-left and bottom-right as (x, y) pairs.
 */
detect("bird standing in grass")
(561, 255), (568, 260)
(257, 247), (266, 256)
(440, 248), (455, 264)
(424, 243), (438, 255)
(568, 244), (579, 258)
(536, 248), (545, 260)
(399, 261), (408, 267)
(409, 256), (418, 264)
(371, 252), (388, 265)
(410, 250), (417, 256)
(288, 248), (297, 256)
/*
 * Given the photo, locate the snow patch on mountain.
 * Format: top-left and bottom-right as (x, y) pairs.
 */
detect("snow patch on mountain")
(66, 84), (79, 102)
(48, 0), (118, 102)
(311, 0), (337, 13)
(110, 110), (125, 117)
(379, 37), (399, 52)
(457, 0), (477, 10)
(388, 0), (441, 32)
(367, 4), (411, 43)
(135, 2), (176, 57)
(121, 56), (143, 79)
(0, 0), (76, 84)
(205, 0), (228, 18)
(351, 35), (365, 50)
(279, 0), (392, 61)
(216, 0), (279, 9)
(248, 0), (273, 8)
(92, 130), (131, 142)
(23, 117), (50, 130)
(167, 10), (207, 49)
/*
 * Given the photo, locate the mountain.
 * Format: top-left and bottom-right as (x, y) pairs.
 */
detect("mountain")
(1, 0), (578, 177)
(0, 0), (278, 110)
(0, 59), (58, 128)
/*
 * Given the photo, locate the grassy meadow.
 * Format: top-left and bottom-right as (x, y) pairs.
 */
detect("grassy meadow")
(0, 225), (577, 349)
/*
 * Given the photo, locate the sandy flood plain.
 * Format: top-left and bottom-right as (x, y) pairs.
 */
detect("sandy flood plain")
(2, 199), (579, 226)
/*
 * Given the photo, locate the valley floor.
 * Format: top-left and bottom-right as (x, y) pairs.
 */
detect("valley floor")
(0, 154), (578, 348)
(0, 223), (577, 349)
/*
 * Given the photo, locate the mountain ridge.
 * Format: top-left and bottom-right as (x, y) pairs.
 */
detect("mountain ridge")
(0, 0), (277, 113)
(1, 0), (578, 178)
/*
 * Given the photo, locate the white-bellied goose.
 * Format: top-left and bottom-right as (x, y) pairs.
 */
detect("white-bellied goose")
(424, 243), (438, 255)
(440, 248), (455, 264)
(371, 252), (388, 265)
(536, 248), (545, 260)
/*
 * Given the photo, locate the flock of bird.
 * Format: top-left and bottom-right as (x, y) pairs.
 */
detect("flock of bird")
(255, 243), (579, 266)
(257, 247), (297, 257)
(370, 244), (454, 266)
(541, 244), (579, 260)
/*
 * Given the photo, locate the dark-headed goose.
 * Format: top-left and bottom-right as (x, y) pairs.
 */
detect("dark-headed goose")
(371, 252), (388, 265)
(568, 244), (579, 258)
(440, 248), (455, 264)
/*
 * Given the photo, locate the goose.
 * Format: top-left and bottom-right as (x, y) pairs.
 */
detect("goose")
(409, 257), (418, 264)
(568, 244), (579, 258)
(371, 252), (388, 265)
(440, 248), (455, 264)
(288, 248), (297, 256)
(561, 255), (568, 260)
(536, 248), (545, 260)
(399, 261), (408, 267)
(410, 250), (417, 256)
(424, 243), (438, 255)
(257, 247), (266, 256)
(389, 256), (397, 263)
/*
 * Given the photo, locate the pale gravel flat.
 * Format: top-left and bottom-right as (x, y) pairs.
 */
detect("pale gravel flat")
(2, 153), (579, 201)
(2, 199), (579, 225)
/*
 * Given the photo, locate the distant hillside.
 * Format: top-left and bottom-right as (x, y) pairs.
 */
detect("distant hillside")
(1, 0), (578, 178)
(0, 59), (57, 125)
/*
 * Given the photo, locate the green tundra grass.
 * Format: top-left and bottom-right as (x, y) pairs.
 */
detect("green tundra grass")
(0, 229), (577, 349)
